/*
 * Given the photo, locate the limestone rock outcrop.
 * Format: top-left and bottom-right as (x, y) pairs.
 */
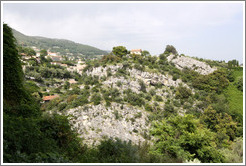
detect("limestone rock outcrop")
(167, 54), (216, 75)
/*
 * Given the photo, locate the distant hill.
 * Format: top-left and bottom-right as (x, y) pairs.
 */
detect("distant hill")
(12, 29), (108, 58)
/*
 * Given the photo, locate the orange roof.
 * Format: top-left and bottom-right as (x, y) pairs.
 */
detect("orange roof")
(43, 95), (59, 101)
(131, 49), (142, 52)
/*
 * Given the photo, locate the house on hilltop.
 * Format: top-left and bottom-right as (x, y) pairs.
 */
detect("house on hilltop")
(130, 49), (142, 55)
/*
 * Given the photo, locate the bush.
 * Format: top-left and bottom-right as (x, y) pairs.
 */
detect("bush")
(124, 91), (145, 107)
(134, 64), (145, 71)
(175, 86), (192, 99)
(234, 76), (243, 92)
(164, 103), (176, 116)
(145, 104), (153, 112)
(91, 93), (102, 105)
(139, 80), (147, 93)
(155, 95), (163, 102)
(219, 137), (243, 163)
(149, 88), (156, 96)
(58, 102), (67, 111)
(164, 45), (178, 55)
(145, 94), (152, 101)
(96, 138), (139, 163)
(151, 115), (225, 163)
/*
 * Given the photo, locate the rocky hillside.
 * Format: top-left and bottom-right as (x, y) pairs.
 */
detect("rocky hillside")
(46, 52), (225, 147)
(5, 23), (243, 163)
(66, 103), (151, 145)
(167, 54), (217, 75)
(24, 44), (242, 163)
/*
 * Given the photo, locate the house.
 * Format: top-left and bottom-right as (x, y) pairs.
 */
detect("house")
(50, 56), (62, 61)
(130, 49), (142, 55)
(42, 95), (59, 103)
(68, 79), (78, 84)
(51, 62), (62, 65)
(48, 52), (57, 56)
(60, 64), (68, 67)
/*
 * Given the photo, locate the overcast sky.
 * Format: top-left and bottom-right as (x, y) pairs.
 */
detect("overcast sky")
(2, 2), (244, 63)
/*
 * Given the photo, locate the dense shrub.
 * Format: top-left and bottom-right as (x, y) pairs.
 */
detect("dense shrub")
(164, 45), (178, 55)
(155, 95), (163, 102)
(175, 86), (192, 99)
(151, 115), (225, 163)
(192, 69), (229, 93)
(124, 90), (145, 107)
(234, 76), (243, 92)
(139, 80), (147, 93)
(90, 93), (102, 105)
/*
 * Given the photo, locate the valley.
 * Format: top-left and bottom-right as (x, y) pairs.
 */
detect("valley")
(3, 25), (244, 163)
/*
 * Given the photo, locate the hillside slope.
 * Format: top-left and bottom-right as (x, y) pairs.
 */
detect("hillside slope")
(12, 29), (108, 57)
(5, 27), (243, 162)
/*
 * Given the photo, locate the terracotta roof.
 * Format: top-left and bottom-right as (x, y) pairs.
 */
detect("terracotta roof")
(131, 49), (142, 52)
(43, 95), (59, 101)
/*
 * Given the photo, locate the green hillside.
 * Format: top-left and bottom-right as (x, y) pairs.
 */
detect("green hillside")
(12, 29), (108, 58)
(4, 25), (243, 163)
(224, 69), (243, 124)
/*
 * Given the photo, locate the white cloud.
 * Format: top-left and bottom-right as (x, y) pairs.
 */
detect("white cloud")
(2, 2), (243, 62)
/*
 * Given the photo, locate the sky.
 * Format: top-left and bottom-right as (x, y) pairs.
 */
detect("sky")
(2, 2), (244, 63)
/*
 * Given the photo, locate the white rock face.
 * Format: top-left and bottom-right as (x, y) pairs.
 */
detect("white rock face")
(127, 68), (183, 87)
(85, 65), (122, 77)
(86, 65), (185, 88)
(167, 54), (217, 75)
(103, 76), (141, 93)
(66, 103), (151, 146)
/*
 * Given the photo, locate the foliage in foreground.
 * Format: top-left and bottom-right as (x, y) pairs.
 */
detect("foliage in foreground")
(151, 114), (225, 163)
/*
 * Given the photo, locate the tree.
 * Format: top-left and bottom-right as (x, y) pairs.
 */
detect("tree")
(192, 69), (229, 94)
(228, 59), (239, 69)
(151, 115), (224, 163)
(64, 81), (70, 90)
(112, 46), (128, 58)
(142, 50), (150, 56)
(40, 49), (48, 56)
(3, 24), (32, 106)
(201, 105), (237, 143)
(164, 45), (178, 55)
(175, 85), (192, 99)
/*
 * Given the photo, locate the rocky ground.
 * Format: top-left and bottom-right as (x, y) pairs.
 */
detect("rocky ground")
(66, 102), (151, 146)
(61, 55), (216, 146)
(167, 54), (217, 75)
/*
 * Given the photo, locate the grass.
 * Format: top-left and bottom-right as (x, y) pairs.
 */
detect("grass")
(224, 69), (243, 123)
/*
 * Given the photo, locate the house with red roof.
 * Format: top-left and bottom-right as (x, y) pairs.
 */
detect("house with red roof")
(130, 49), (142, 55)
(42, 95), (59, 103)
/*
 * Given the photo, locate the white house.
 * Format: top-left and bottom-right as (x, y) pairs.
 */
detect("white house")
(48, 52), (57, 56)
(130, 49), (142, 55)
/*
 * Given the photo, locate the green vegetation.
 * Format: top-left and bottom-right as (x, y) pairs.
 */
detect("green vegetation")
(224, 69), (243, 124)
(4, 25), (243, 163)
(12, 28), (108, 58)
(151, 114), (225, 163)
(164, 45), (178, 55)
(3, 24), (86, 163)
(112, 46), (128, 58)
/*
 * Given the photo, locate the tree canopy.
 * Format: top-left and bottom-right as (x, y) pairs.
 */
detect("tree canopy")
(112, 46), (128, 58)
(164, 45), (178, 55)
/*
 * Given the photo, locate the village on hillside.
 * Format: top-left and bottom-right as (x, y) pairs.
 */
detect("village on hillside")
(20, 45), (144, 104)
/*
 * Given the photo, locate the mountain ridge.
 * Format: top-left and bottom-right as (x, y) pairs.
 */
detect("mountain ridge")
(12, 28), (108, 58)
